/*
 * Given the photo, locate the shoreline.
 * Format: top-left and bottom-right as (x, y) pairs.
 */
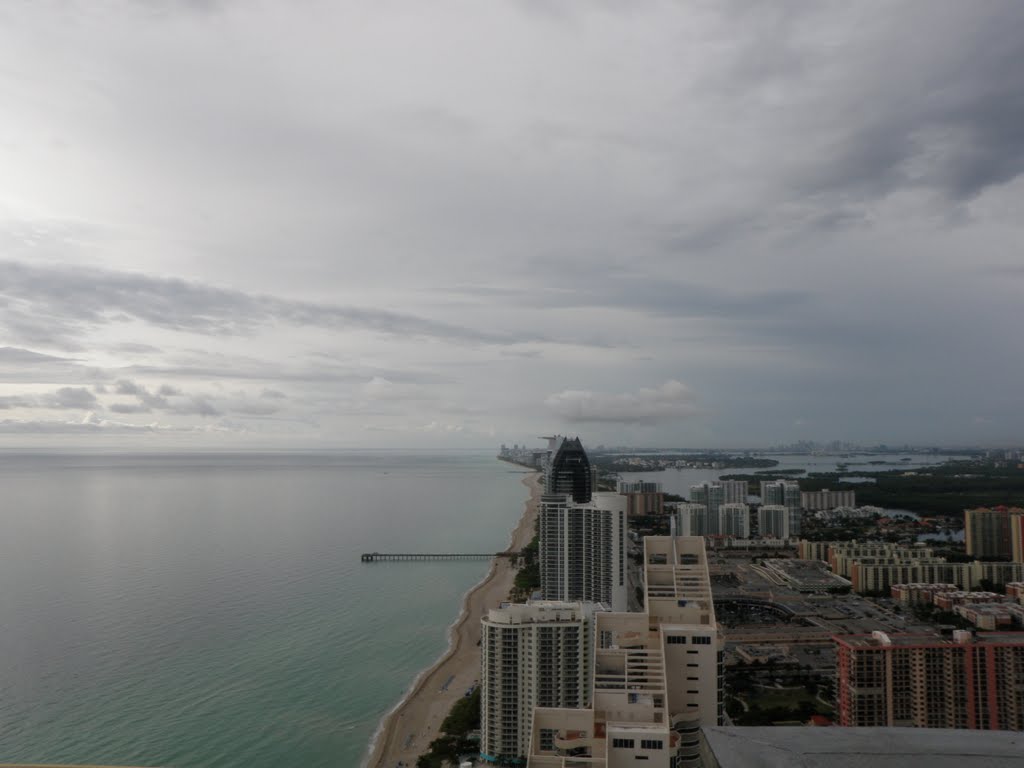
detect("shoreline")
(363, 470), (541, 768)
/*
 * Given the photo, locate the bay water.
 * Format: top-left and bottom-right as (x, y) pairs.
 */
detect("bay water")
(618, 452), (968, 499)
(0, 452), (530, 768)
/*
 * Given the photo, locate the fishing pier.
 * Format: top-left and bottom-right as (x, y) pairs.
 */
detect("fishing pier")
(360, 551), (517, 562)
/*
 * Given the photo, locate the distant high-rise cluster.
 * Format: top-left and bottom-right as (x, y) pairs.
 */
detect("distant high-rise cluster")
(684, 480), (748, 537)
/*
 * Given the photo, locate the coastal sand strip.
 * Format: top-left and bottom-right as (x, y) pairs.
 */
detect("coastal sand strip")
(364, 471), (541, 768)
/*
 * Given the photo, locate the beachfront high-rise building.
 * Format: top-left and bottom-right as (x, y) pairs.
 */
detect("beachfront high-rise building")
(545, 436), (594, 503)
(760, 480), (802, 536)
(540, 491), (629, 612)
(834, 630), (1024, 730)
(480, 601), (601, 763)
(964, 506), (1024, 560)
(718, 503), (750, 538)
(757, 504), (791, 539)
(526, 536), (721, 768)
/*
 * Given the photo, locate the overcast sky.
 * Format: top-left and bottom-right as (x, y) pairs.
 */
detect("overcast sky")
(1, 1), (1022, 450)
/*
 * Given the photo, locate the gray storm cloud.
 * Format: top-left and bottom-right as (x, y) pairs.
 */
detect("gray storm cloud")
(545, 381), (698, 425)
(0, 1), (1022, 447)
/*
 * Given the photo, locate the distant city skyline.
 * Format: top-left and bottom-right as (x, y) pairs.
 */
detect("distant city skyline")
(1, 2), (1023, 449)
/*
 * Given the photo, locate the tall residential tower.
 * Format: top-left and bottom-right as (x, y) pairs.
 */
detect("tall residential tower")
(539, 491), (629, 612)
(479, 601), (601, 763)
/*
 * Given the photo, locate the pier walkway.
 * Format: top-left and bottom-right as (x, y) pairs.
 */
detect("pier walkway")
(360, 551), (516, 562)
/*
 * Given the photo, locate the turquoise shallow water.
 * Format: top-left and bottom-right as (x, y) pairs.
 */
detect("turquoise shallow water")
(0, 451), (530, 768)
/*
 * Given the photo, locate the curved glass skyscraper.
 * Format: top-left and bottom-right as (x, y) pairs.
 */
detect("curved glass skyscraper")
(546, 436), (592, 503)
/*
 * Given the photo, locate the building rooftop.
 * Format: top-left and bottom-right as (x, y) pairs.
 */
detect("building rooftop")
(700, 726), (1024, 768)
(834, 630), (1024, 649)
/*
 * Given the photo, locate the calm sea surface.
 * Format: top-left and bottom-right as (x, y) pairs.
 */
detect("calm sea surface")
(0, 452), (530, 768)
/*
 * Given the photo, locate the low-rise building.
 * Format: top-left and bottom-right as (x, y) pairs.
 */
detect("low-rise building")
(761, 559), (850, 593)
(890, 583), (959, 605)
(797, 540), (830, 562)
(952, 603), (1017, 630)
(852, 562), (970, 594)
(699, 726), (1024, 768)
(829, 543), (936, 579)
(932, 590), (1004, 611)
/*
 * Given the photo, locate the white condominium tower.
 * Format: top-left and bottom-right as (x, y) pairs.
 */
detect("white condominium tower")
(673, 503), (707, 537)
(527, 536), (722, 768)
(688, 483), (724, 532)
(720, 479), (748, 504)
(718, 503), (750, 538)
(540, 491), (629, 612)
(760, 479), (802, 536)
(480, 601), (601, 763)
(687, 481), (746, 536)
(758, 504), (791, 539)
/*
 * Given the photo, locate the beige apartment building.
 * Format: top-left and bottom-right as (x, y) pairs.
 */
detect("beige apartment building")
(827, 543), (936, 578)
(480, 601), (602, 762)
(797, 539), (831, 562)
(964, 506), (1024, 560)
(835, 630), (1024, 730)
(525, 536), (721, 768)
(890, 583), (960, 605)
(800, 488), (856, 511)
(853, 560), (1024, 594)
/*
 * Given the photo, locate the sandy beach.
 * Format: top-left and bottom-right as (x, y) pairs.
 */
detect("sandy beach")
(364, 470), (541, 768)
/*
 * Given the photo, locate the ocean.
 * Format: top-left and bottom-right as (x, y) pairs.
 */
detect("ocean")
(0, 451), (531, 768)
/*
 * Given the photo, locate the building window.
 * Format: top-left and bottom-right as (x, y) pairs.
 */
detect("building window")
(640, 739), (663, 749)
(692, 636), (712, 645)
(539, 728), (558, 751)
(666, 636), (686, 645)
(612, 738), (635, 749)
